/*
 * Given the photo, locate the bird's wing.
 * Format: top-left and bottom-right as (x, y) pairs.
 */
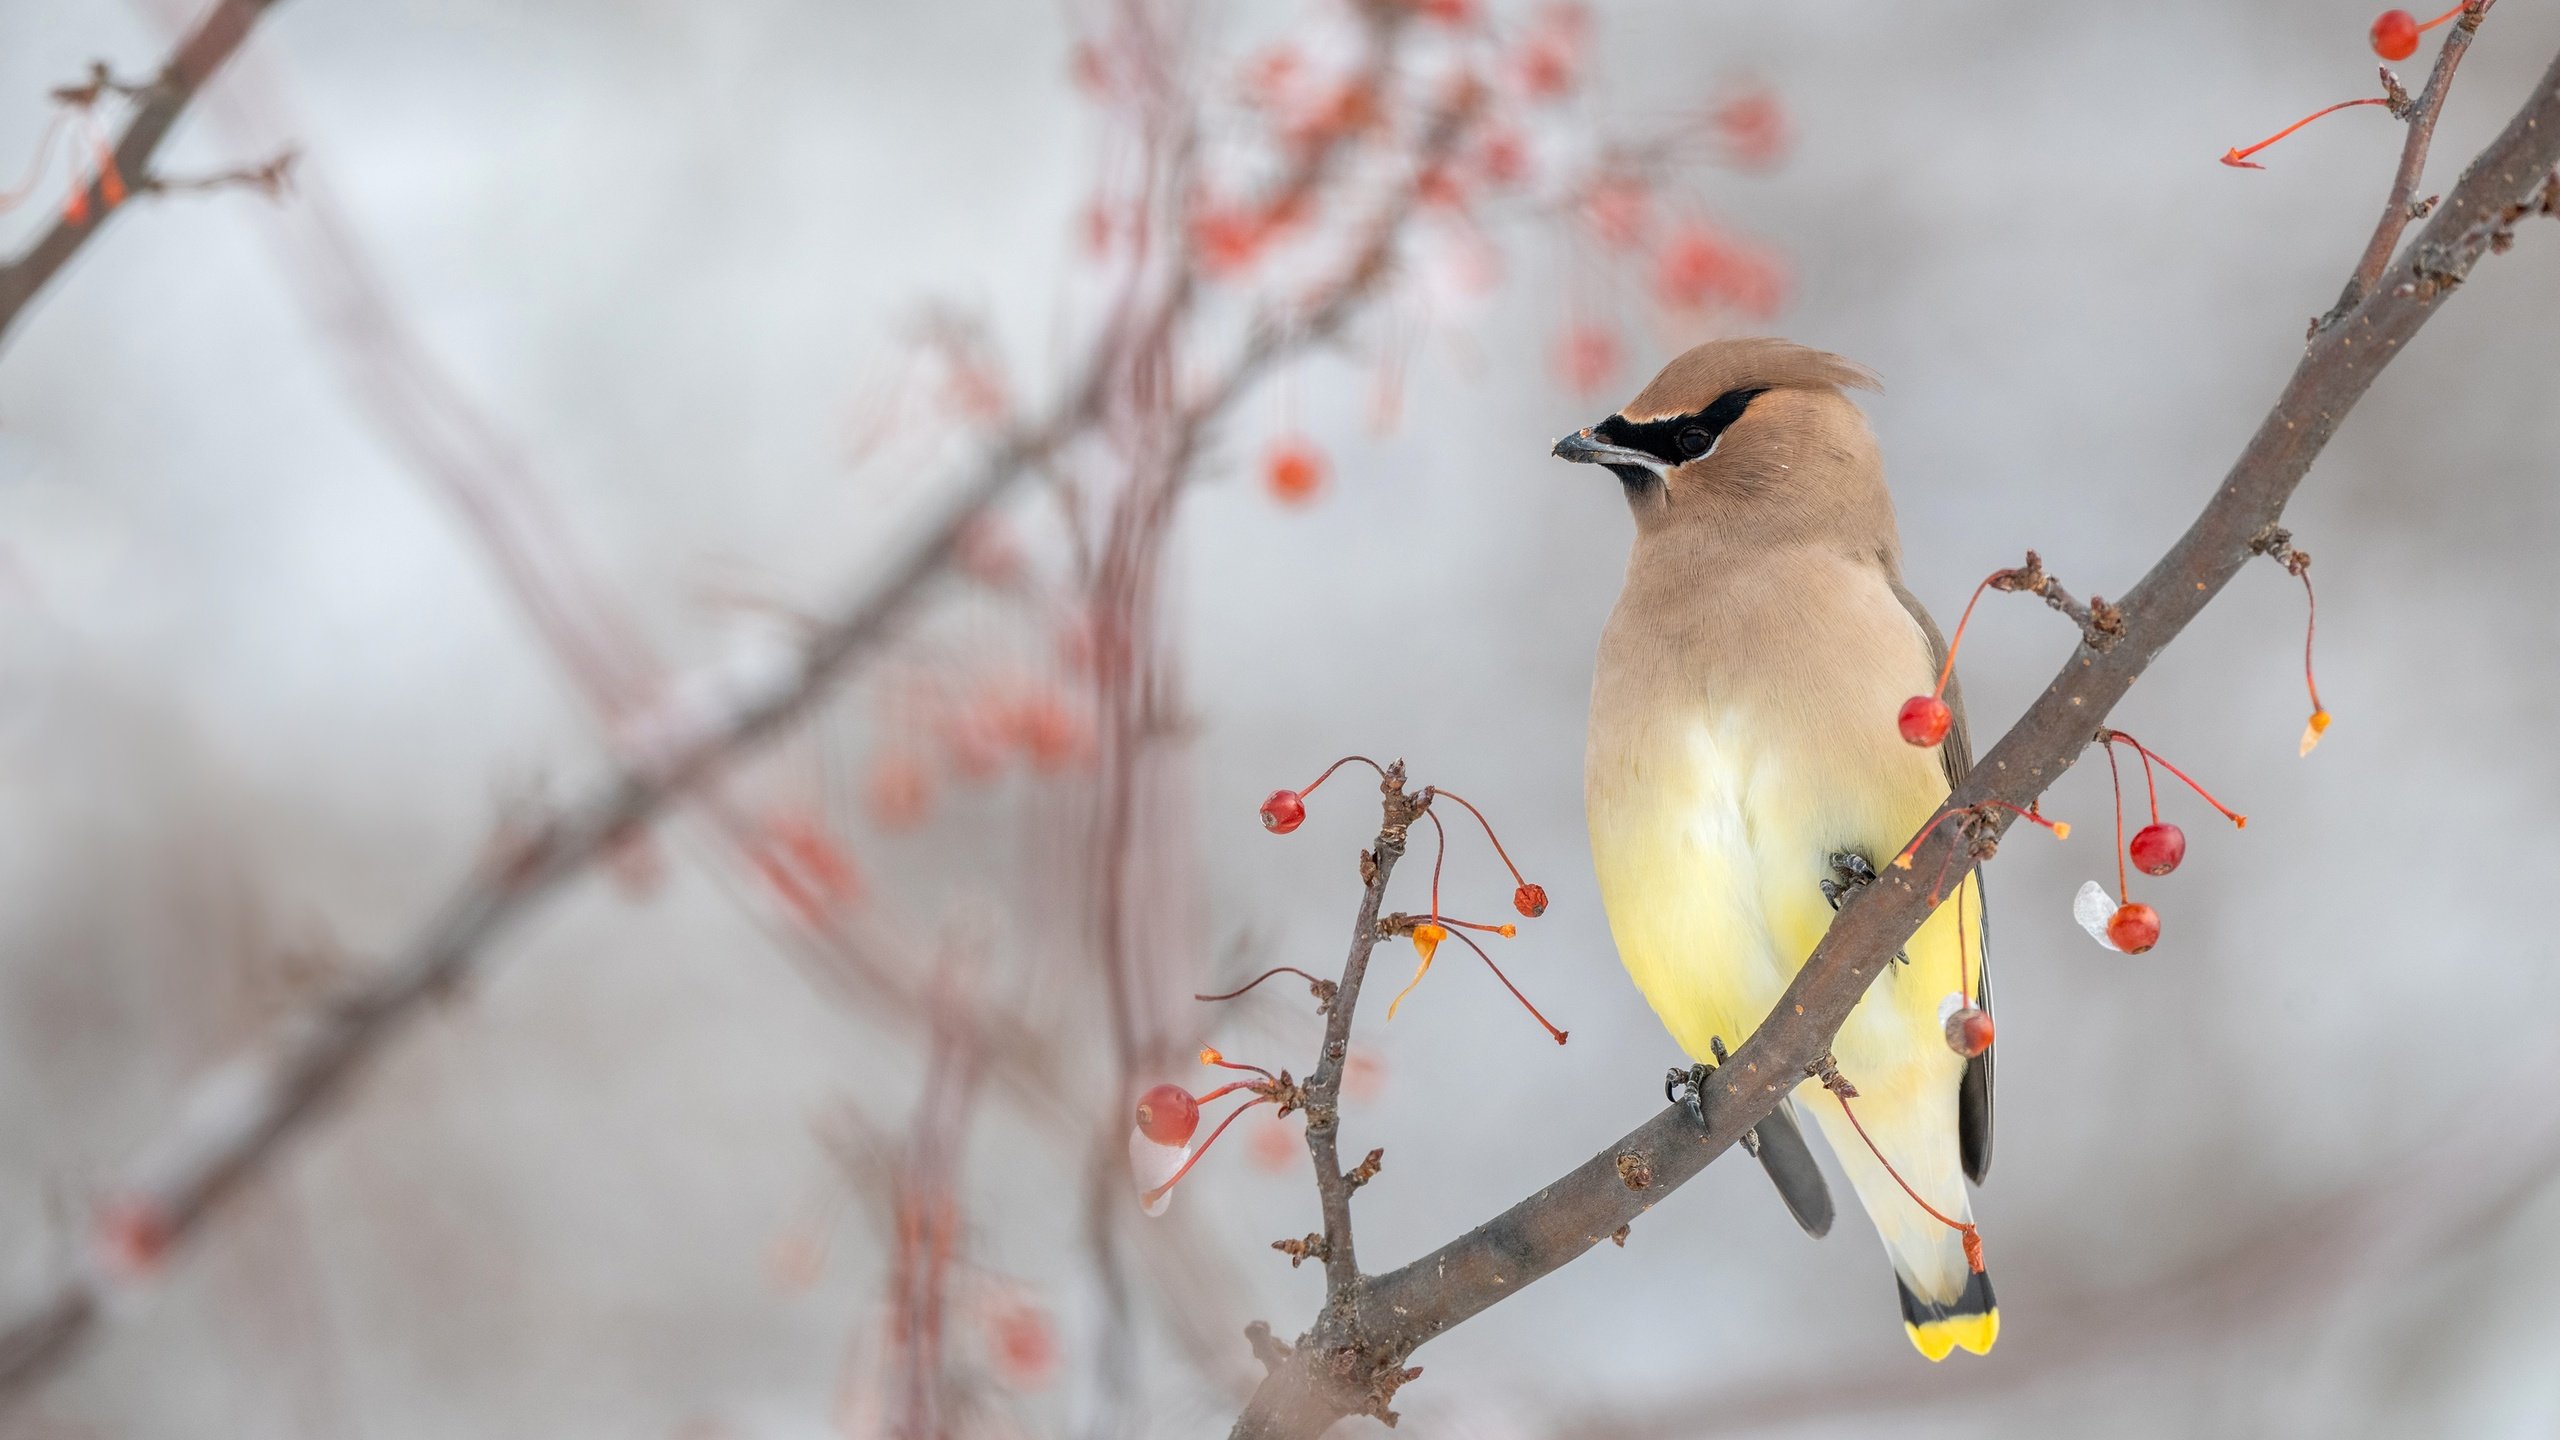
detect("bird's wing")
(1890, 575), (1993, 1185)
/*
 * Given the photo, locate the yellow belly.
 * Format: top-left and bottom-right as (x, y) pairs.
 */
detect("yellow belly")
(1586, 693), (1987, 1312)
(1587, 702), (1980, 1090)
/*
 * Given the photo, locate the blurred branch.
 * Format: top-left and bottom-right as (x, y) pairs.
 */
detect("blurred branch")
(0, 4), (1479, 1407)
(0, 0), (288, 351)
(0, 401), (1088, 1404)
(1226, 31), (2560, 1439)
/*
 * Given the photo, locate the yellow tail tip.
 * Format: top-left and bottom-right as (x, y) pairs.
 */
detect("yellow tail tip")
(1905, 1307), (1999, 1361)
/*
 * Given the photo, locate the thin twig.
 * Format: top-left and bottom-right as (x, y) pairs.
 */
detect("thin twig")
(2322, 0), (2493, 330)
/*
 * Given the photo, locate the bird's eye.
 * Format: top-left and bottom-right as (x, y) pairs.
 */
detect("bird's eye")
(1677, 427), (1713, 458)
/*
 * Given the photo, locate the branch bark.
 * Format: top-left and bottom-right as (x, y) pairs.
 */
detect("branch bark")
(1226, 32), (2560, 1439)
(0, 0), (287, 350)
(2324, 0), (2491, 329)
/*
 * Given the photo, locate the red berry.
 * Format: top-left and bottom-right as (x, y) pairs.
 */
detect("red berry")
(1513, 882), (1549, 918)
(2106, 902), (2161, 954)
(1262, 439), (1326, 505)
(1897, 694), (1952, 747)
(2371, 9), (2419, 61)
(1260, 789), (1306, 834)
(95, 1197), (172, 1279)
(1943, 1005), (1995, 1058)
(1134, 1084), (1200, 1147)
(2129, 822), (2187, 877)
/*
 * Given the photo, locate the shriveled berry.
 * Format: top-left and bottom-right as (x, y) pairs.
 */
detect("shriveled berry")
(2129, 822), (2187, 876)
(2106, 902), (2161, 955)
(1260, 789), (1306, 834)
(1514, 882), (1549, 918)
(1943, 1005), (1995, 1058)
(2371, 9), (2419, 61)
(1134, 1083), (1200, 1147)
(1897, 694), (1952, 747)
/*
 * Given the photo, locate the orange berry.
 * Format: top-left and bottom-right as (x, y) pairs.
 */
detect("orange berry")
(2106, 902), (2161, 955)
(1262, 438), (1326, 505)
(1134, 1084), (1200, 1146)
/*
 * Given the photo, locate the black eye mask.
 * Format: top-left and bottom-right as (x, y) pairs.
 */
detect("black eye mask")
(1594, 386), (1770, 468)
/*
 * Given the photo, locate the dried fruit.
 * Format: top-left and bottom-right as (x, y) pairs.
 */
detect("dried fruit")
(1943, 1005), (1995, 1058)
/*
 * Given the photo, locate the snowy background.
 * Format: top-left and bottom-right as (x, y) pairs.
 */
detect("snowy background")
(4, 1), (2560, 1436)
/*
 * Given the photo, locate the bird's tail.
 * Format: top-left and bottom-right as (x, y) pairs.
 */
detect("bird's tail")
(1802, 1081), (1999, 1361)
(1896, 1265), (1998, 1362)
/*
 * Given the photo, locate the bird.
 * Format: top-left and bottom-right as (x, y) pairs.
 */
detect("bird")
(1553, 337), (1996, 1361)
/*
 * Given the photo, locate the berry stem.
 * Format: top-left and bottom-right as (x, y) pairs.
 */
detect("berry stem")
(1833, 1089), (1984, 1273)
(1987, 800), (2068, 837)
(1889, 808), (1969, 871)
(1140, 1096), (1271, 1207)
(1932, 572), (2003, 698)
(1447, 927), (1568, 1044)
(1194, 965), (1331, 1002)
(2101, 730), (2247, 828)
(1430, 788), (1531, 888)
(1956, 880), (1973, 1008)
(0, 113), (70, 215)
(2298, 567), (2329, 753)
(2416, 2), (2468, 34)
(2222, 96), (2390, 169)
(1296, 754), (1388, 802)
(2104, 740), (2131, 904)
(1199, 1047), (1276, 1081)
(1424, 808), (1448, 920)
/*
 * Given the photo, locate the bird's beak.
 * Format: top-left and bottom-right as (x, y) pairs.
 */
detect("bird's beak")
(1551, 429), (1664, 473)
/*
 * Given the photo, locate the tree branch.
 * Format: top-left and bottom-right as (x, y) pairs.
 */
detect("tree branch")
(1305, 768), (1420, 1299)
(0, 0), (288, 350)
(2323, 0), (2491, 330)
(1226, 32), (2560, 1439)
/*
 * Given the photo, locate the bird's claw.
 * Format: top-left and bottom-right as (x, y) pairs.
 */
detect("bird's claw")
(1819, 851), (1909, 965)
(1668, 1038), (1753, 1150)
(1666, 1061), (1714, 1130)
(1820, 851), (1879, 911)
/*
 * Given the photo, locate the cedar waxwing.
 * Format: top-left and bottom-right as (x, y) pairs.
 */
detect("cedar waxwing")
(1555, 338), (1997, 1361)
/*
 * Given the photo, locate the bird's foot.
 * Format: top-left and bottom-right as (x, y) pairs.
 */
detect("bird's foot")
(1666, 1038), (1756, 1152)
(1819, 851), (1909, 965)
(1664, 1063), (1707, 1124)
(1820, 851), (1878, 911)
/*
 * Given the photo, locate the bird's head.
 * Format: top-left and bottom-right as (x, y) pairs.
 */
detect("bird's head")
(1552, 337), (1887, 547)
